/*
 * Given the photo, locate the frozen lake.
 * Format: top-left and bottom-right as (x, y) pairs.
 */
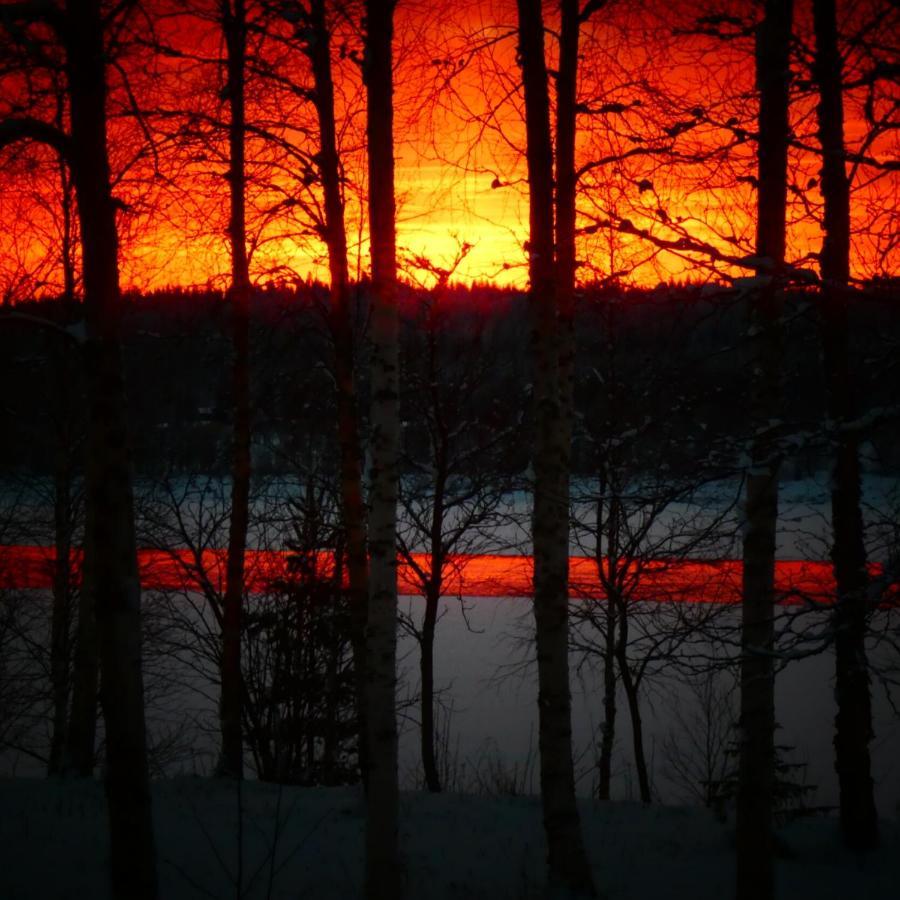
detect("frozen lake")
(0, 472), (897, 821)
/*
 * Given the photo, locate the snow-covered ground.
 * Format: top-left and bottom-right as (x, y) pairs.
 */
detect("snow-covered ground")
(0, 776), (896, 900)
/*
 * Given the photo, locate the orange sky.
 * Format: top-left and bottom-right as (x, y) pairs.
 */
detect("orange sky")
(0, 0), (896, 298)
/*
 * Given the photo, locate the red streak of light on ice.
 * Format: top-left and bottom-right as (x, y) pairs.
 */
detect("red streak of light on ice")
(1, 545), (897, 605)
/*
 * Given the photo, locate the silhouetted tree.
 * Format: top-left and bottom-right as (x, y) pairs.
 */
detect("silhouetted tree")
(363, 0), (401, 896)
(217, 0), (252, 782)
(812, 0), (879, 852)
(296, 0), (371, 788)
(0, 2), (159, 896)
(571, 300), (737, 804)
(515, 0), (598, 894)
(243, 477), (359, 786)
(736, 3), (792, 900)
(398, 255), (517, 793)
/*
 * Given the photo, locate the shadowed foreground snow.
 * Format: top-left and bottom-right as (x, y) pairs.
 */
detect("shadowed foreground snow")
(0, 778), (897, 899)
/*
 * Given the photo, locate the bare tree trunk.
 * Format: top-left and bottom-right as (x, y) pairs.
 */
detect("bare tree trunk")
(48, 137), (80, 775)
(57, 111), (78, 308)
(66, 1), (157, 895)
(363, 1), (401, 895)
(614, 598), (650, 803)
(421, 583), (440, 793)
(811, 0), (878, 852)
(306, 0), (369, 787)
(421, 320), (447, 794)
(597, 595), (616, 801)
(517, 0), (595, 895)
(322, 617), (339, 784)
(607, 482), (650, 805)
(48, 286), (77, 775)
(736, 3), (792, 899)
(594, 314), (619, 806)
(57, 125), (96, 780)
(48, 431), (74, 775)
(555, 0), (578, 434)
(62, 507), (97, 776)
(219, 0), (251, 781)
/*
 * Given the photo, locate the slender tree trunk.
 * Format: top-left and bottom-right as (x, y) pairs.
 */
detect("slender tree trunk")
(65, 1), (157, 896)
(595, 306), (620, 805)
(322, 616), (339, 784)
(597, 595), (616, 801)
(306, 0), (370, 787)
(322, 546), (346, 784)
(56, 94), (78, 308)
(811, 0), (878, 851)
(736, 4), (792, 899)
(363, 1), (401, 895)
(219, 0), (251, 781)
(421, 332), (447, 794)
(607, 489), (650, 805)
(609, 487), (649, 804)
(517, 0), (595, 895)
(49, 149), (80, 775)
(62, 503), (98, 776)
(48, 294), (77, 775)
(48, 429), (73, 775)
(421, 584), (440, 793)
(615, 613), (650, 803)
(555, 0), (578, 436)
(595, 483), (618, 802)
(58, 142), (96, 779)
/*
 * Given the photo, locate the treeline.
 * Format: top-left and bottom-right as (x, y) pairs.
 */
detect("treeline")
(2, 282), (898, 479)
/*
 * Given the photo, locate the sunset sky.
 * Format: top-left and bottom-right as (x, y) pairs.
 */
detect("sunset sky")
(0, 0), (896, 297)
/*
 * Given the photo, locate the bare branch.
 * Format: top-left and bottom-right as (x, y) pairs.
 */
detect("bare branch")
(0, 117), (71, 161)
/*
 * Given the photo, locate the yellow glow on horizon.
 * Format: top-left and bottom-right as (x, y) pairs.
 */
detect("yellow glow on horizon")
(0, 0), (896, 300)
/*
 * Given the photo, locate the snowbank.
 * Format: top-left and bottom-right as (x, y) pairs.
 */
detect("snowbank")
(0, 777), (896, 899)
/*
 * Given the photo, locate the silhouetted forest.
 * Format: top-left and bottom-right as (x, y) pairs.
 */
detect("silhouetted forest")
(3, 283), (898, 477)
